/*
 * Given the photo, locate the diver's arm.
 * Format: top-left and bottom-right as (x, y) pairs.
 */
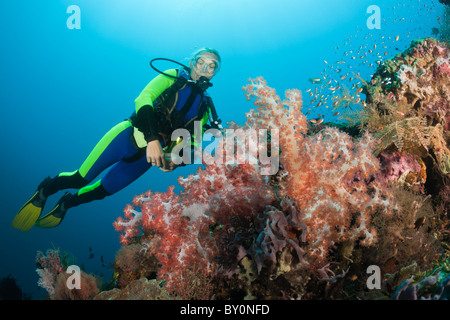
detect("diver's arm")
(134, 69), (178, 166)
(134, 69), (177, 142)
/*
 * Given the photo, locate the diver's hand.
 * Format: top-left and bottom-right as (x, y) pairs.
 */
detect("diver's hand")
(159, 162), (176, 172)
(159, 154), (178, 172)
(146, 140), (166, 168)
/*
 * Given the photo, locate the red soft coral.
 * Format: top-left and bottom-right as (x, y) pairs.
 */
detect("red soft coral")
(114, 160), (276, 289)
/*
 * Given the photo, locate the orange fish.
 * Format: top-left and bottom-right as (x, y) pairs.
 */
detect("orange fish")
(387, 92), (394, 99)
(333, 111), (340, 116)
(310, 119), (317, 124)
(414, 217), (426, 230)
(317, 118), (324, 125)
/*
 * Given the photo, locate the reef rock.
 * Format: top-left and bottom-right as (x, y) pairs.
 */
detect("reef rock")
(94, 277), (173, 300)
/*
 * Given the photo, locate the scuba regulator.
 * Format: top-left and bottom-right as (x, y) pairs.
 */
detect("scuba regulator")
(196, 76), (213, 92)
(150, 58), (212, 92)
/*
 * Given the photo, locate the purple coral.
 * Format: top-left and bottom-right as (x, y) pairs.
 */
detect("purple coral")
(378, 151), (422, 184)
(249, 197), (308, 274)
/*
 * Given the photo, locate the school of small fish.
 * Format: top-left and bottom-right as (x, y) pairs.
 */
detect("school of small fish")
(304, 0), (440, 125)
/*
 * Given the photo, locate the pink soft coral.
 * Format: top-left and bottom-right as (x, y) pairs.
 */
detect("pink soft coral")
(36, 249), (64, 296)
(243, 77), (397, 265)
(36, 249), (99, 300)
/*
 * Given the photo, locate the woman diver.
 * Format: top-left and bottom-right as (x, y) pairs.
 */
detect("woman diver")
(12, 48), (222, 231)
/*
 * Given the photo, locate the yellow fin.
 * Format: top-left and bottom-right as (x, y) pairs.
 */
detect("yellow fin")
(11, 192), (43, 232)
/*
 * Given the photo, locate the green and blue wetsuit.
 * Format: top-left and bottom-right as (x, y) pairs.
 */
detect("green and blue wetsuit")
(41, 69), (213, 209)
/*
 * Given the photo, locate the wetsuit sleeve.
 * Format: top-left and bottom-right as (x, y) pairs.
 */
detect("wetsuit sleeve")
(134, 69), (177, 142)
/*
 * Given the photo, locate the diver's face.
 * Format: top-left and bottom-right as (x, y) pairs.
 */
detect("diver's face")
(190, 54), (219, 81)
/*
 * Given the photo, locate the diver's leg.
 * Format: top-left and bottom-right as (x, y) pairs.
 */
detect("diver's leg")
(41, 121), (137, 197)
(68, 154), (152, 208)
(33, 120), (142, 228)
(35, 134), (151, 228)
(35, 156), (151, 228)
(14, 121), (138, 231)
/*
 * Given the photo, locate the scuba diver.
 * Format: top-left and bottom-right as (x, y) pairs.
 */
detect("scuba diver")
(12, 47), (223, 232)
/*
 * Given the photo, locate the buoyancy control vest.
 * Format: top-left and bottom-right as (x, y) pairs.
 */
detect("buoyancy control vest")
(130, 69), (212, 149)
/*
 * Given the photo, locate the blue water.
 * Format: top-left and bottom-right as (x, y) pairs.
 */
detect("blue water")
(0, 0), (444, 299)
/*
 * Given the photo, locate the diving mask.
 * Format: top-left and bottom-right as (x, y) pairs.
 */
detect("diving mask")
(193, 54), (220, 76)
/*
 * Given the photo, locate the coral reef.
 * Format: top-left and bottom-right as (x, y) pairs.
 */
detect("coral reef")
(361, 38), (450, 218)
(333, 37), (450, 299)
(378, 151), (426, 192)
(36, 249), (64, 297)
(36, 249), (100, 300)
(388, 249), (450, 300)
(112, 243), (160, 288)
(243, 78), (397, 267)
(94, 277), (173, 300)
(113, 161), (277, 293)
(33, 37), (450, 300)
(360, 38), (450, 173)
(105, 38), (448, 299)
